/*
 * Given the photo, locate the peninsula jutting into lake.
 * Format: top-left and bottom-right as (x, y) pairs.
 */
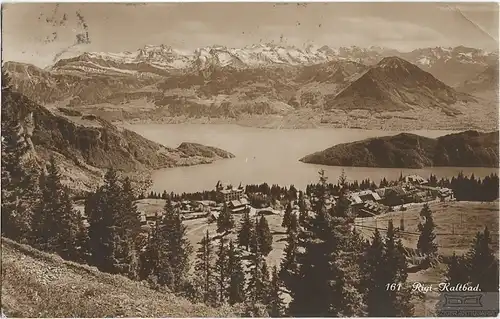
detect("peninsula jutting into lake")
(2, 2), (499, 318)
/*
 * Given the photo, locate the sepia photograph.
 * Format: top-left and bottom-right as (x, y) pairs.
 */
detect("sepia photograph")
(1, 2), (499, 317)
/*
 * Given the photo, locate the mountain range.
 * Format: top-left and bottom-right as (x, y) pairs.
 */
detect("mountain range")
(299, 130), (499, 169)
(47, 44), (498, 83)
(3, 43), (498, 130)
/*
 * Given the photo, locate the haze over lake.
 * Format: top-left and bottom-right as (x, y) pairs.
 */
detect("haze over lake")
(125, 124), (498, 194)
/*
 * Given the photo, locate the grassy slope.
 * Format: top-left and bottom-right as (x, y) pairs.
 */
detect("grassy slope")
(1, 238), (236, 318)
(354, 201), (499, 316)
(354, 201), (499, 256)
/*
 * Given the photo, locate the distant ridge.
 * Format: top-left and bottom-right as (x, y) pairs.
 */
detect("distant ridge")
(458, 64), (499, 94)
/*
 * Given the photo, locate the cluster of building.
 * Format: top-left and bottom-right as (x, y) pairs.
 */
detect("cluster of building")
(348, 174), (454, 217)
(286, 174), (455, 219)
(139, 181), (256, 227)
(137, 175), (455, 228)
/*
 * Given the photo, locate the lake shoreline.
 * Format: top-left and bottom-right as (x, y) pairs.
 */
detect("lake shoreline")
(114, 116), (498, 132)
(104, 105), (499, 132)
(121, 123), (498, 194)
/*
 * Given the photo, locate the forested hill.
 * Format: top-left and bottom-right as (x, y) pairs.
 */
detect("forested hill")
(299, 130), (499, 168)
(1, 74), (234, 193)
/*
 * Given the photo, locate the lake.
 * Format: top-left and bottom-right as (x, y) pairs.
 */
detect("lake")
(124, 124), (498, 194)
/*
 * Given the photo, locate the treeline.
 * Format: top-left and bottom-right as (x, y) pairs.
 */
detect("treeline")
(305, 177), (380, 197)
(429, 172), (499, 202)
(142, 183), (300, 203)
(141, 172), (499, 210)
(139, 189), (218, 202)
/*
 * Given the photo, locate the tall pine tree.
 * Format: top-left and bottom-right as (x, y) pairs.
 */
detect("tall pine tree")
(282, 203), (292, 229)
(87, 169), (128, 275)
(226, 240), (245, 305)
(215, 238), (229, 305)
(31, 157), (63, 252)
(279, 230), (299, 301)
(256, 215), (273, 256)
(467, 227), (499, 292)
(288, 170), (366, 317)
(445, 252), (468, 287)
(246, 244), (270, 305)
(217, 202), (235, 235)
(417, 204), (438, 258)
(1, 73), (40, 243)
(238, 210), (255, 250)
(194, 230), (217, 305)
(145, 198), (192, 290)
(287, 213), (299, 234)
(362, 228), (387, 317)
(268, 265), (285, 317)
(383, 220), (414, 316)
(58, 187), (89, 263)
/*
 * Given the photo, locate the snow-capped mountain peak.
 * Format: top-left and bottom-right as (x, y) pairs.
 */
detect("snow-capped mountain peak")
(48, 43), (498, 80)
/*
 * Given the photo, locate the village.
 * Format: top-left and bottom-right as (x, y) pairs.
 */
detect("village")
(137, 174), (455, 229)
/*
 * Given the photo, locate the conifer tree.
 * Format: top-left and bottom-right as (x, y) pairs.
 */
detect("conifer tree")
(446, 252), (468, 287)
(217, 202), (234, 234)
(246, 245), (270, 305)
(326, 221), (366, 317)
(138, 223), (159, 281)
(1, 77), (40, 243)
(298, 208), (308, 226)
(215, 238), (229, 304)
(249, 217), (260, 254)
(31, 157), (63, 252)
(152, 198), (193, 290)
(145, 219), (171, 287)
(226, 240), (245, 305)
(288, 219), (332, 316)
(287, 213), (299, 234)
(118, 177), (143, 279)
(256, 215), (273, 256)
(417, 204), (438, 257)
(383, 220), (414, 316)
(195, 230), (217, 305)
(288, 170), (366, 317)
(58, 187), (88, 262)
(238, 210), (254, 250)
(268, 265), (285, 317)
(282, 203), (292, 229)
(288, 173), (336, 316)
(121, 177), (142, 242)
(87, 168), (129, 275)
(279, 230), (299, 298)
(362, 228), (387, 317)
(467, 227), (499, 292)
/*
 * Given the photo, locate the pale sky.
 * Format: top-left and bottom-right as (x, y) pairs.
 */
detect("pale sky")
(2, 2), (499, 68)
